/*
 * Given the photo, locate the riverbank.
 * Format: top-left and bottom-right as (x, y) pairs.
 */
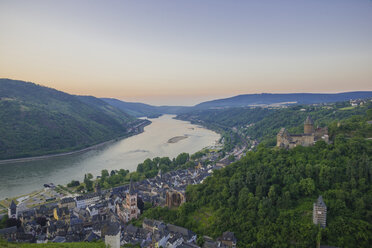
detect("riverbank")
(0, 142), (223, 213)
(0, 119), (151, 165)
(0, 115), (220, 200)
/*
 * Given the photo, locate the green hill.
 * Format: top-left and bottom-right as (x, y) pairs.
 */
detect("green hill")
(0, 79), (136, 160)
(144, 108), (372, 247)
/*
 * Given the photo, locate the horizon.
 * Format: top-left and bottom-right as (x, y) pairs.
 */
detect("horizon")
(3, 77), (372, 107)
(1, 0), (372, 105)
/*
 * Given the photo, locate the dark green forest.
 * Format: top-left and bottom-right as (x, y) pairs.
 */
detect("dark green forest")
(0, 79), (136, 159)
(142, 105), (372, 247)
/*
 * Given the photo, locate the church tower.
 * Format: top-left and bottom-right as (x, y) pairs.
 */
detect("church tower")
(8, 200), (17, 219)
(304, 116), (314, 134)
(125, 179), (139, 221)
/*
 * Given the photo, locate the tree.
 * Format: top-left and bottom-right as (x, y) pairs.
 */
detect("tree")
(76, 185), (84, 192)
(197, 236), (205, 246)
(299, 178), (315, 196)
(0, 215), (8, 229)
(175, 153), (189, 165)
(84, 174), (93, 192)
(101, 169), (109, 178)
(67, 180), (80, 187)
(228, 154), (235, 162)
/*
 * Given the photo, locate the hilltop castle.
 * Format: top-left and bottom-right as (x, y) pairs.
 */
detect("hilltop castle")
(277, 116), (329, 149)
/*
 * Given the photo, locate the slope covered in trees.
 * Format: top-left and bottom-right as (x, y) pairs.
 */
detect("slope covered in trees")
(144, 107), (372, 247)
(0, 79), (136, 159)
(178, 101), (372, 147)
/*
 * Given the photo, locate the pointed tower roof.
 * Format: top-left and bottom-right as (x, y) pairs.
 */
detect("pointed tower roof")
(129, 179), (135, 195)
(316, 195), (326, 207)
(304, 116), (314, 125)
(10, 200), (17, 209)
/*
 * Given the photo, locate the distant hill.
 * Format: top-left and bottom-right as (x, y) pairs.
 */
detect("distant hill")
(0, 79), (136, 160)
(103, 92), (372, 116)
(101, 98), (190, 117)
(195, 92), (372, 109)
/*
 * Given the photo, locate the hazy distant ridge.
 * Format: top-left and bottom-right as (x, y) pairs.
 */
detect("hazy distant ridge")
(102, 92), (372, 116)
(195, 92), (372, 108)
(101, 98), (190, 117)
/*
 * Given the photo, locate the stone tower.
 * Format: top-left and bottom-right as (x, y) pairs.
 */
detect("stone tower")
(313, 196), (327, 228)
(8, 200), (17, 219)
(126, 179), (139, 221)
(304, 116), (314, 134)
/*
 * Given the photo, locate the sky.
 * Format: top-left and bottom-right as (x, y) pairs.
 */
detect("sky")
(0, 0), (372, 106)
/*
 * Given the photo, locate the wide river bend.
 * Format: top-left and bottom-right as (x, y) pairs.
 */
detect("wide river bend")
(0, 115), (220, 199)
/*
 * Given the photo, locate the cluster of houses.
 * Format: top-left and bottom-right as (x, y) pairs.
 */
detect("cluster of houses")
(349, 99), (368, 107)
(0, 165), (237, 247)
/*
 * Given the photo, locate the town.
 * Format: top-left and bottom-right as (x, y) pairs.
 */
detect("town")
(0, 150), (239, 248)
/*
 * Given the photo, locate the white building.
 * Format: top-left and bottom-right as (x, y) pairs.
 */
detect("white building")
(75, 192), (100, 209)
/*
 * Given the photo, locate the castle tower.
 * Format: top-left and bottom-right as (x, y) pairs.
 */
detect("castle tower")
(313, 196), (327, 228)
(304, 116), (314, 134)
(8, 200), (17, 219)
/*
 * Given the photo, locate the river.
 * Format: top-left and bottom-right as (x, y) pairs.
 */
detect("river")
(0, 115), (220, 199)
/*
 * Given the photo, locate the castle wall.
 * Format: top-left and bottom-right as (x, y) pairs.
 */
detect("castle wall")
(276, 135), (290, 148)
(277, 117), (327, 149)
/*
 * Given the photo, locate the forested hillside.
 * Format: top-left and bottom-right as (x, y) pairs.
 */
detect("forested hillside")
(178, 101), (372, 147)
(144, 107), (372, 247)
(0, 79), (136, 159)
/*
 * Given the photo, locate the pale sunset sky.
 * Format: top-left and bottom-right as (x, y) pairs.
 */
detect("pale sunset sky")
(1, 0), (372, 105)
